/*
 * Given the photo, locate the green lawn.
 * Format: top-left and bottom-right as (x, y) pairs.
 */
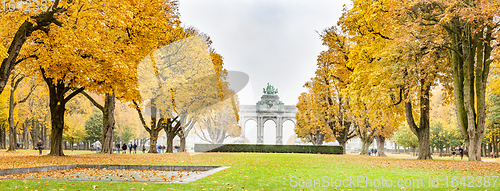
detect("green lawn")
(0, 151), (499, 190)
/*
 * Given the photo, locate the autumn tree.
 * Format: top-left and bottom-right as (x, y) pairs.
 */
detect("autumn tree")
(295, 92), (331, 145)
(135, 34), (215, 153)
(1, 0), (186, 156)
(390, 0), (499, 161)
(6, 70), (36, 151)
(75, 0), (183, 154)
(193, 50), (241, 146)
(337, 0), (452, 159)
(316, 27), (357, 153)
(26, 85), (50, 150)
(487, 93), (500, 157)
(196, 98), (241, 144)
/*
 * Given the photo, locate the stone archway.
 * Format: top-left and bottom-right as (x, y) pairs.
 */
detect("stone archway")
(237, 84), (298, 144)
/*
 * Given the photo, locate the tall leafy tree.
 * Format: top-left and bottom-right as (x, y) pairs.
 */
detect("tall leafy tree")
(394, 125), (419, 155)
(84, 109), (103, 143)
(392, 0), (500, 161)
(295, 91), (332, 145)
(6, 70), (36, 151)
(337, 0), (450, 159)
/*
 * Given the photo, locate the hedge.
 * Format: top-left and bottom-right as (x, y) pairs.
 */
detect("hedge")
(194, 144), (343, 154)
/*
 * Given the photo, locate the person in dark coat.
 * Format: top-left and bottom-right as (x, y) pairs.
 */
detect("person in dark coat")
(459, 146), (464, 160)
(133, 143), (137, 154)
(36, 140), (44, 155)
(115, 143), (120, 154)
(122, 143), (127, 154)
(142, 144), (146, 153)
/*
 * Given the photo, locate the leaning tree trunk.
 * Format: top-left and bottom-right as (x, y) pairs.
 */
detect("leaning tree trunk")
(375, 135), (387, 157)
(81, 90), (116, 154)
(6, 85), (17, 152)
(359, 129), (373, 155)
(101, 91), (115, 154)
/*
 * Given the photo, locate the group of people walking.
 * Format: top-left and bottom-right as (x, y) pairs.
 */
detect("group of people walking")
(115, 142), (143, 154)
(157, 145), (166, 153)
(154, 145), (180, 153)
(92, 140), (146, 154)
(368, 148), (378, 156)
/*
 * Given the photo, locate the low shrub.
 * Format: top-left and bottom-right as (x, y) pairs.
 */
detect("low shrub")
(194, 144), (343, 154)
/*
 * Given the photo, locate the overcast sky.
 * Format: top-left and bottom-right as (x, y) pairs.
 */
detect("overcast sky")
(178, 0), (352, 105)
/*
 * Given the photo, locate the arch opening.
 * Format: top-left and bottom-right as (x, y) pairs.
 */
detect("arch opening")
(263, 120), (276, 144)
(283, 120), (295, 145)
(243, 119), (257, 144)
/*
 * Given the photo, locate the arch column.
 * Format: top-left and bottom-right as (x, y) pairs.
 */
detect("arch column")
(276, 117), (283, 144)
(257, 116), (264, 144)
(238, 117), (246, 143)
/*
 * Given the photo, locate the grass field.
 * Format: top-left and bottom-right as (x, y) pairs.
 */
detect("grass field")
(0, 150), (499, 190)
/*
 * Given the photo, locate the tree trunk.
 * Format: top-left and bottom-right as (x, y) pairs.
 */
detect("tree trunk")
(148, 129), (159, 153)
(309, 131), (324, 145)
(166, 133), (175, 153)
(494, 136), (498, 157)
(29, 119), (38, 149)
(0, 125), (5, 149)
(101, 91), (115, 154)
(22, 122), (28, 149)
(48, 93), (66, 156)
(163, 116), (181, 152)
(337, 139), (347, 154)
(404, 79), (432, 160)
(7, 84), (16, 152)
(416, 128), (432, 159)
(360, 135), (373, 155)
(42, 124), (48, 150)
(178, 133), (186, 152)
(480, 145), (483, 157)
(375, 135), (387, 157)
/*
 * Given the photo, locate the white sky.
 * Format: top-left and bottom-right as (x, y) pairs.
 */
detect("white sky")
(179, 0), (352, 105)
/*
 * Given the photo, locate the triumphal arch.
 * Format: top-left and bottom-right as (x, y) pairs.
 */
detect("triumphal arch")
(238, 83), (298, 144)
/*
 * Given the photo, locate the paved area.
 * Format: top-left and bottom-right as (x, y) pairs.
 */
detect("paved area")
(0, 168), (201, 182)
